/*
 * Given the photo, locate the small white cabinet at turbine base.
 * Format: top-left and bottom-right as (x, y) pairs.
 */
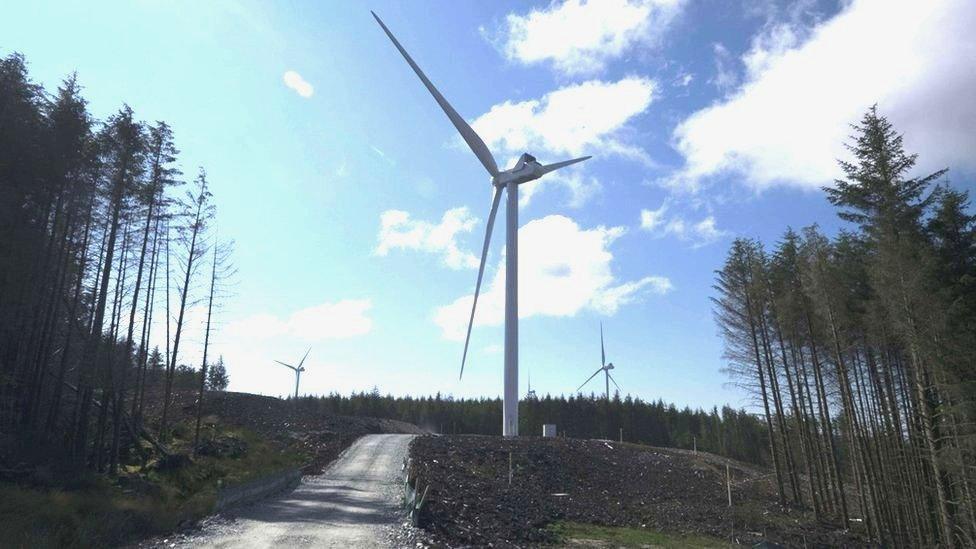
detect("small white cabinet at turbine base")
(542, 424), (557, 438)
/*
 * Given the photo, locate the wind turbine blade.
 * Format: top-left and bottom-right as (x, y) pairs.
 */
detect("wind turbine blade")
(372, 12), (499, 177)
(298, 347), (311, 369)
(539, 156), (591, 176)
(576, 367), (605, 393)
(460, 187), (503, 379)
(608, 371), (622, 393)
(600, 322), (606, 367)
(274, 360), (298, 372)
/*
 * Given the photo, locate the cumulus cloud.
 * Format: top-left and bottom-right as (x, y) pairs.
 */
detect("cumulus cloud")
(640, 203), (728, 247)
(282, 70), (314, 98)
(639, 204), (668, 232)
(472, 77), (656, 162)
(466, 78), (653, 207)
(519, 170), (602, 209)
(434, 215), (671, 340)
(687, 217), (725, 243)
(224, 299), (373, 342)
(590, 276), (672, 314)
(496, 0), (686, 76)
(670, 0), (976, 191)
(376, 208), (480, 270)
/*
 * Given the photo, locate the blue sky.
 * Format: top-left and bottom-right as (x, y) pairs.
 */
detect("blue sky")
(4, 0), (974, 411)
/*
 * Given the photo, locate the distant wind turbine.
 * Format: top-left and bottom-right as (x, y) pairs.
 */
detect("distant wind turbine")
(373, 12), (591, 436)
(526, 363), (537, 400)
(274, 348), (310, 399)
(576, 323), (621, 400)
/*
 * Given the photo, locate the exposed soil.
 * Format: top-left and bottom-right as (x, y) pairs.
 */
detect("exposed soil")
(408, 435), (868, 548)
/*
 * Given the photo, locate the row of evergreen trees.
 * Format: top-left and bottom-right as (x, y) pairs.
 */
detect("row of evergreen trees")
(295, 390), (769, 465)
(141, 347), (230, 393)
(714, 107), (976, 547)
(0, 53), (232, 473)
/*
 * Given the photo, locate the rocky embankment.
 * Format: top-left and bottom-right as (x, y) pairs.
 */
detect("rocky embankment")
(408, 435), (865, 547)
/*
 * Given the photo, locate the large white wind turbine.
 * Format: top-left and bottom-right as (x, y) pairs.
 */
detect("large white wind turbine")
(273, 348), (310, 399)
(373, 12), (591, 436)
(576, 323), (621, 400)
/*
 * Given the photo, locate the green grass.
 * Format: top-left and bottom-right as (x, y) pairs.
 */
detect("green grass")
(150, 426), (306, 496)
(548, 521), (731, 548)
(0, 422), (307, 549)
(0, 479), (190, 549)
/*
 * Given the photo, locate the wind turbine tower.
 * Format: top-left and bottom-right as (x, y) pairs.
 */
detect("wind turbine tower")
(273, 348), (310, 399)
(373, 12), (591, 436)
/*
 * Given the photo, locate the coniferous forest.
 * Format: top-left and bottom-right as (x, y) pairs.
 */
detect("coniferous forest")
(713, 106), (976, 546)
(0, 53), (233, 475)
(296, 391), (769, 464)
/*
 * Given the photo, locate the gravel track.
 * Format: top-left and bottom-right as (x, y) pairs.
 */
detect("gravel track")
(159, 434), (416, 548)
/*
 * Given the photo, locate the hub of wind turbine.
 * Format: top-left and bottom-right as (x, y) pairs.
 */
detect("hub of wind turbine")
(373, 12), (591, 437)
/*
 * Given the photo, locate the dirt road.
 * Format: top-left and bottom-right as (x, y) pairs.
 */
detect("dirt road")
(167, 434), (416, 548)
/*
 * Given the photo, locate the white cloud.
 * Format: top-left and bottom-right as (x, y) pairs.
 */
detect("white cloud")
(640, 204), (728, 247)
(689, 217), (725, 243)
(709, 43), (738, 92)
(519, 170), (602, 209)
(590, 276), (672, 314)
(472, 77), (656, 162)
(741, 24), (799, 79)
(497, 0), (686, 76)
(466, 78), (653, 208)
(639, 203), (667, 231)
(674, 72), (694, 87)
(224, 299), (373, 342)
(434, 215), (671, 340)
(282, 70), (314, 98)
(671, 0), (976, 190)
(376, 208), (480, 270)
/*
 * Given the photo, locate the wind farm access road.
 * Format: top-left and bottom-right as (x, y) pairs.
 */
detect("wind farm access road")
(162, 434), (416, 548)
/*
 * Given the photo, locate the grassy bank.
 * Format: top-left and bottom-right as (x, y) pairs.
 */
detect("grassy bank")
(0, 421), (305, 549)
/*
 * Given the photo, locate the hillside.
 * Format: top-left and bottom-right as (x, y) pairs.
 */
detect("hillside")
(407, 435), (867, 547)
(154, 390), (425, 473)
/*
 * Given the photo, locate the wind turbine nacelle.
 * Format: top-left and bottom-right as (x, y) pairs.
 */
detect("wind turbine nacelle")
(606, 363), (615, 370)
(493, 152), (544, 187)
(517, 152), (538, 167)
